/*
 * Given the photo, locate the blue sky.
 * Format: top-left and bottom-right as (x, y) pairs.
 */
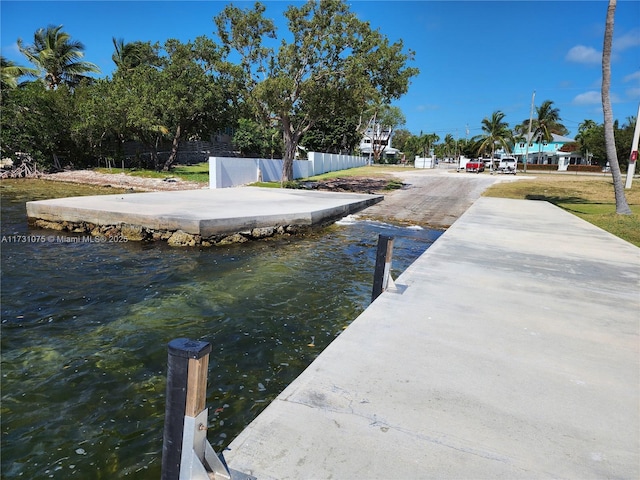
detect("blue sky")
(2, 1), (639, 139)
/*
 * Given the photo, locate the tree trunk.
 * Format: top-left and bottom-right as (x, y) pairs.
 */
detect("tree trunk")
(282, 132), (297, 183)
(281, 117), (303, 184)
(163, 125), (182, 172)
(602, 0), (631, 214)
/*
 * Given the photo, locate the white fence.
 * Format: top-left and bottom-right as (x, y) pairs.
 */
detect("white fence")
(209, 152), (368, 188)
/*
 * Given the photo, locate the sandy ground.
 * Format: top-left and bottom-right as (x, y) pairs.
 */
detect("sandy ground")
(43, 170), (207, 192)
(42, 166), (512, 229)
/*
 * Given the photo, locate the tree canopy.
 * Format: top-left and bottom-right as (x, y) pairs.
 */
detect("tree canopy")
(215, 0), (418, 181)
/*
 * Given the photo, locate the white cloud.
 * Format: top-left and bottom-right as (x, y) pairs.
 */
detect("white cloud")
(416, 104), (440, 112)
(566, 45), (601, 64)
(573, 90), (623, 105)
(573, 91), (601, 105)
(614, 29), (640, 52)
(1, 42), (21, 58)
(623, 71), (640, 83)
(626, 87), (640, 99)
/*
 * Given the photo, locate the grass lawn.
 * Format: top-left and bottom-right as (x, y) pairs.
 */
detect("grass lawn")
(483, 172), (640, 247)
(96, 162), (210, 183)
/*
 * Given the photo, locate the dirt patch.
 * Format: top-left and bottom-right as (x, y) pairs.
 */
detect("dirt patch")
(302, 176), (400, 194)
(42, 170), (206, 192)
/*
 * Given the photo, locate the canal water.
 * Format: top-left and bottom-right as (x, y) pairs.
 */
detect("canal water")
(0, 180), (442, 478)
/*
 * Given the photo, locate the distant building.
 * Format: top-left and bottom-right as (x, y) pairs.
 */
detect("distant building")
(512, 133), (589, 171)
(359, 124), (400, 161)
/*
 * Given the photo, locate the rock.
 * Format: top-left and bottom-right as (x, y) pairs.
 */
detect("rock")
(167, 230), (197, 247)
(121, 224), (146, 241)
(217, 233), (249, 245)
(35, 219), (64, 231)
(251, 227), (274, 239)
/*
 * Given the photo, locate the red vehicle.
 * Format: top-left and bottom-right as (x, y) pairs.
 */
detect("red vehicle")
(465, 159), (485, 173)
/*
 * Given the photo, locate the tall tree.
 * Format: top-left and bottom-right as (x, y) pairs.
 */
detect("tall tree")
(17, 25), (100, 89)
(602, 0), (631, 214)
(475, 110), (513, 163)
(215, 0), (418, 182)
(576, 119), (598, 164)
(529, 100), (567, 163)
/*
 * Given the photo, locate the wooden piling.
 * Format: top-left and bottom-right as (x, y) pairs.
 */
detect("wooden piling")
(161, 338), (212, 480)
(371, 234), (395, 303)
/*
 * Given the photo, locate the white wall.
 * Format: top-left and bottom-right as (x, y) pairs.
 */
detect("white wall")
(209, 153), (367, 188)
(414, 157), (435, 169)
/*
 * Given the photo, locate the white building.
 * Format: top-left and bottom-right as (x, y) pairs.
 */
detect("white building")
(359, 124), (400, 161)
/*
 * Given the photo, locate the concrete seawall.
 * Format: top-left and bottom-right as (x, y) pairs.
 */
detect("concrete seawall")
(26, 187), (383, 246)
(224, 197), (640, 479)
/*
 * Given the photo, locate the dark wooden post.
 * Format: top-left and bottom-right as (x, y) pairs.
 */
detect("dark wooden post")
(161, 338), (212, 480)
(371, 234), (395, 303)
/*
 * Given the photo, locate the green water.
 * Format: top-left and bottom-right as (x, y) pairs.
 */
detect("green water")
(0, 179), (441, 478)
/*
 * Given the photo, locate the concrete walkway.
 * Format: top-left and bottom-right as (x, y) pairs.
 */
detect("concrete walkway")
(224, 197), (640, 479)
(26, 187), (382, 237)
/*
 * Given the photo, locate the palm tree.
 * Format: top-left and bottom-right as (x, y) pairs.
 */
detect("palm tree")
(602, 0), (631, 214)
(529, 100), (567, 164)
(416, 131), (439, 157)
(476, 110), (513, 167)
(443, 134), (456, 159)
(111, 38), (159, 73)
(0, 56), (38, 91)
(17, 25), (100, 89)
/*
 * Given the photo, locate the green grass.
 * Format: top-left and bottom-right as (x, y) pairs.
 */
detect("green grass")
(484, 174), (640, 246)
(96, 162), (210, 183)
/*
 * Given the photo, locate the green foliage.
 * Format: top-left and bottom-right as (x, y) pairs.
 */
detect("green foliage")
(302, 115), (361, 154)
(1, 82), (78, 170)
(17, 25), (100, 89)
(1, 55), (38, 92)
(233, 118), (282, 158)
(576, 117), (636, 168)
(215, 0), (418, 181)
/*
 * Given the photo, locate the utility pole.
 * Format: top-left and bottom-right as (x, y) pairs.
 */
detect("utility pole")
(523, 90), (536, 174)
(624, 102), (639, 189)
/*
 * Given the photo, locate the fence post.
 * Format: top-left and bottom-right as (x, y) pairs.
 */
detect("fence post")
(371, 234), (395, 303)
(161, 338), (254, 480)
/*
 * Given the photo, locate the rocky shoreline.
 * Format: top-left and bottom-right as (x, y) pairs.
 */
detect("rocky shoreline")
(30, 217), (318, 247)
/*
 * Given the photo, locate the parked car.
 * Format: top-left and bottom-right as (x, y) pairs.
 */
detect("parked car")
(465, 159), (485, 173)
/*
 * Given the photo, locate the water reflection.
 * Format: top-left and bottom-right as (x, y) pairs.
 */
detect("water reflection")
(0, 180), (441, 478)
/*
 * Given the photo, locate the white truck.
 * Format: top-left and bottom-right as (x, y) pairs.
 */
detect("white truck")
(495, 156), (517, 174)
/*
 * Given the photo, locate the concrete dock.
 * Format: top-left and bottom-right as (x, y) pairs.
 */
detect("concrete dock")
(26, 187), (382, 237)
(224, 197), (640, 479)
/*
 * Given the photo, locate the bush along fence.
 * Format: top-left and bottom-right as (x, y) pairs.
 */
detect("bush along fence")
(209, 152), (368, 188)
